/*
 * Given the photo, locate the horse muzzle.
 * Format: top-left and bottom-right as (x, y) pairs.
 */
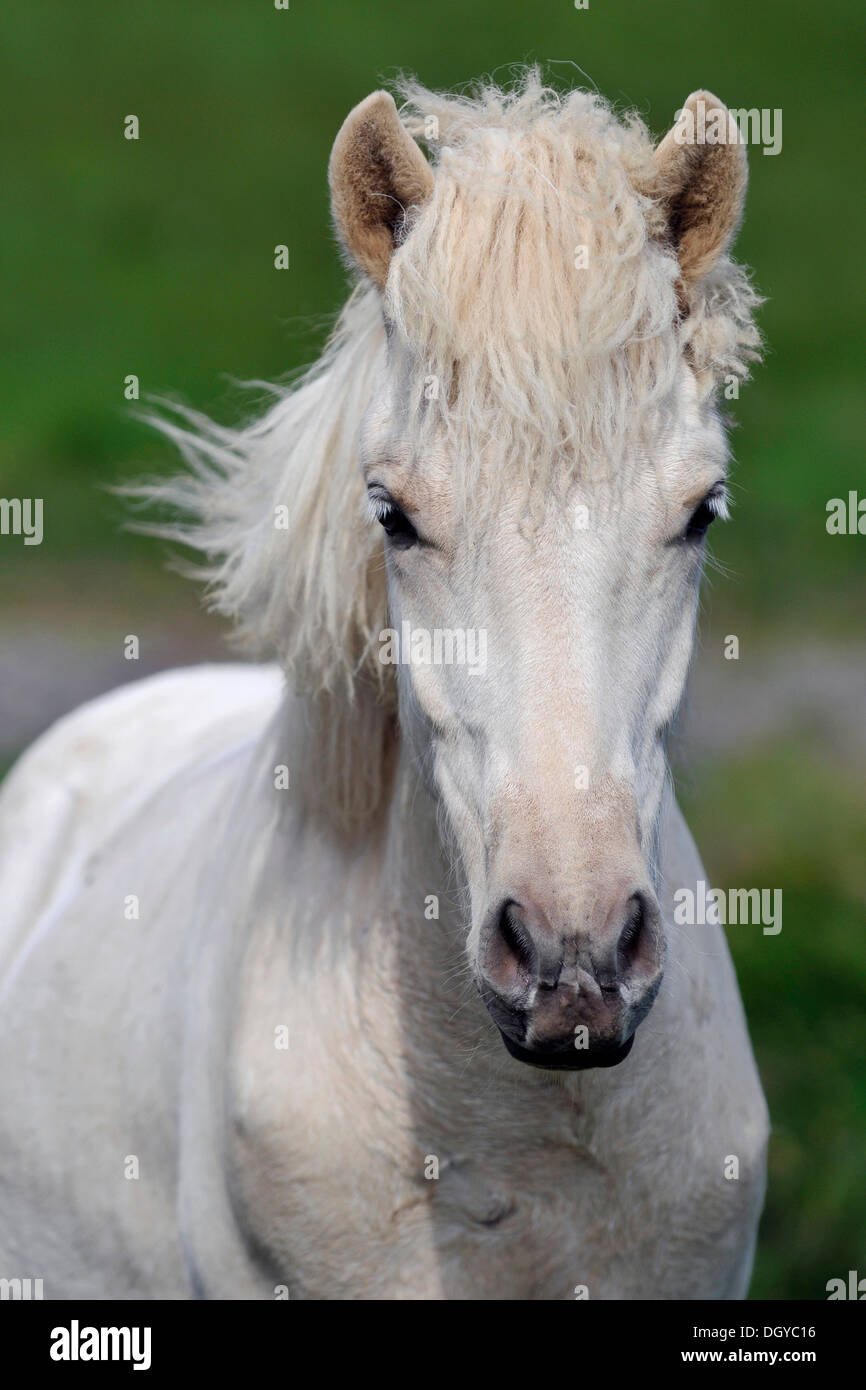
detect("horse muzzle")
(476, 889), (665, 1071)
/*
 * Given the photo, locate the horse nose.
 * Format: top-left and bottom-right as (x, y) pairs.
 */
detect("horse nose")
(477, 888), (665, 1068)
(483, 891), (660, 994)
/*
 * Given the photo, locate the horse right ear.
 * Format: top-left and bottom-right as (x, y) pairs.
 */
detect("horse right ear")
(329, 91), (434, 289)
(654, 90), (748, 286)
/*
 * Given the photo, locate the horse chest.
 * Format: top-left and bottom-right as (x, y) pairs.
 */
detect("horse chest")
(232, 1045), (651, 1298)
(231, 1026), (763, 1301)
(229, 902), (765, 1300)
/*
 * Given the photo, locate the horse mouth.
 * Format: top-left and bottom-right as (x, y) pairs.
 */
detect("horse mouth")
(498, 1030), (635, 1071)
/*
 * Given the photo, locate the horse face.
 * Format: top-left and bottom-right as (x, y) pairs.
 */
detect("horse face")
(331, 84), (749, 1068)
(360, 368), (727, 1069)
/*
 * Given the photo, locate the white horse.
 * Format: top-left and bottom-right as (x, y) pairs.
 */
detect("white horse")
(0, 74), (769, 1299)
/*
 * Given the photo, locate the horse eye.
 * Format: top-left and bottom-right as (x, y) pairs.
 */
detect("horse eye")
(685, 500), (715, 540)
(684, 488), (726, 542)
(374, 500), (419, 549)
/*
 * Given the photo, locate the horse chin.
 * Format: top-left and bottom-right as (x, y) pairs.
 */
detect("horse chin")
(498, 1030), (635, 1071)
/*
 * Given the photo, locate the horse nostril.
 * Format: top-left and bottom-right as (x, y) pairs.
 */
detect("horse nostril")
(617, 894), (650, 974)
(487, 899), (535, 990)
(499, 901), (534, 970)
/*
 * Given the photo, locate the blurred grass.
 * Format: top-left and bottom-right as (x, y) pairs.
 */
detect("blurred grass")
(1, 0), (864, 1299)
(681, 744), (866, 1299)
(1, 0), (863, 624)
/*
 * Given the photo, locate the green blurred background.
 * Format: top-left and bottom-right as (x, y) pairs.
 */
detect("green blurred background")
(1, 0), (863, 1298)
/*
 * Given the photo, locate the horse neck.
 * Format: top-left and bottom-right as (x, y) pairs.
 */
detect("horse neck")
(371, 739), (516, 1079)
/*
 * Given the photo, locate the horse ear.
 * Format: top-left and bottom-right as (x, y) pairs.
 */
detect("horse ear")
(329, 91), (434, 289)
(654, 91), (747, 285)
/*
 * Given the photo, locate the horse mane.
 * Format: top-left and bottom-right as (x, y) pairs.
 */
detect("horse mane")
(133, 68), (761, 824)
(389, 72), (760, 508)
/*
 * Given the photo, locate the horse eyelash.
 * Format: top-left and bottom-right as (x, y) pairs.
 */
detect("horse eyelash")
(366, 494), (395, 525)
(706, 486), (731, 522)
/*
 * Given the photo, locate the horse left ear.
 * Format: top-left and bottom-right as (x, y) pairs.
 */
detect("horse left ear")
(654, 90), (748, 285)
(329, 90), (434, 289)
